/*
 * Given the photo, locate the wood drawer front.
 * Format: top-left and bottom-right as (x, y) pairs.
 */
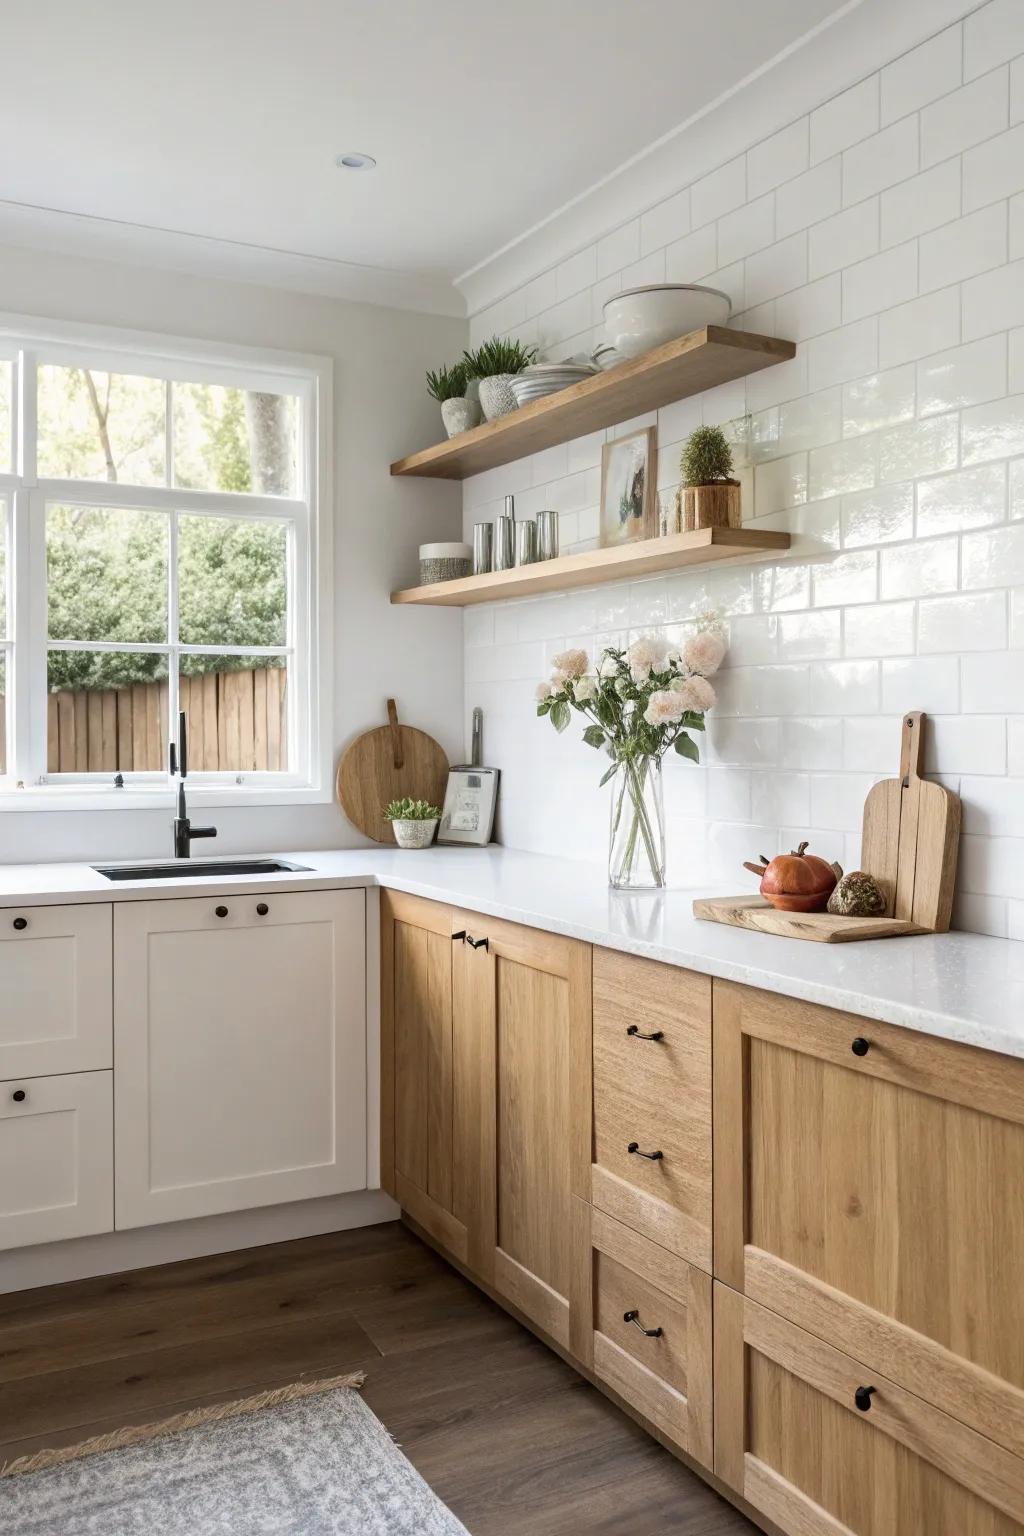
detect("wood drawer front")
(0, 903), (112, 1079)
(714, 979), (1024, 1455)
(592, 948), (711, 1270)
(576, 1203), (713, 1468)
(715, 1284), (1024, 1536)
(0, 1071), (113, 1250)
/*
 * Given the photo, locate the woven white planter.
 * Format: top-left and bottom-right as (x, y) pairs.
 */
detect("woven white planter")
(392, 818), (438, 849)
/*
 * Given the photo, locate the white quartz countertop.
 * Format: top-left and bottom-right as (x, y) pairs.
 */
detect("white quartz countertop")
(1, 845), (1022, 1061)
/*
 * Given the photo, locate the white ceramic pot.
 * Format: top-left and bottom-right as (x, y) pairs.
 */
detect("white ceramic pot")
(441, 397), (481, 438)
(601, 284), (732, 359)
(392, 818), (438, 849)
(478, 374), (519, 420)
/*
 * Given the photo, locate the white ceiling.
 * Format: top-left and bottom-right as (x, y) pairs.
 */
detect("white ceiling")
(1, 0), (854, 302)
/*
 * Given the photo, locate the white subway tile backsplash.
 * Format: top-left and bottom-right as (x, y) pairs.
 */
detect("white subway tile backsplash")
(555, 246), (597, 301)
(879, 413), (959, 482)
(842, 483), (915, 547)
(812, 549), (878, 607)
(960, 774), (1024, 837)
(964, 122), (1024, 212)
(1010, 718), (1024, 774)
(745, 233), (809, 308)
(879, 287), (961, 368)
(691, 156), (746, 227)
(916, 462), (1008, 534)
(778, 389), (843, 452)
(927, 715), (1006, 774)
(881, 25), (963, 124)
(963, 258), (1024, 339)
(620, 250), (666, 289)
(808, 317), (878, 390)
(707, 766), (753, 820)
(774, 275), (842, 342)
(665, 224), (718, 284)
(965, 0), (1024, 81)
(918, 591), (1008, 651)
(959, 833), (1024, 899)
(880, 159), (962, 247)
(919, 203), (1008, 292)
(809, 436), (879, 500)
(963, 650), (1024, 710)
(811, 76), (880, 165)
(776, 158), (842, 239)
(962, 525), (1024, 589)
(596, 221), (640, 279)
(746, 348), (809, 411)
(754, 452), (808, 514)
(1012, 327), (1024, 393)
(718, 194), (776, 266)
(917, 335), (1008, 416)
(844, 599), (916, 656)
(752, 770), (811, 825)
(1013, 56), (1024, 124)
(778, 716), (844, 769)
(842, 365), (916, 436)
(880, 535), (959, 598)
(809, 772), (879, 829)
(962, 394), (1024, 463)
(921, 69), (1009, 166)
(843, 117), (918, 204)
(808, 200), (880, 279)
(778, 610), (841, 659)
(1013, 459), (1024, 519)
(809, 659), (880, 714)
(843, 241), (918, 323)
(639, 188), (690, 256)
(881, 655), (960, 713)
(748, 119), (809, 197)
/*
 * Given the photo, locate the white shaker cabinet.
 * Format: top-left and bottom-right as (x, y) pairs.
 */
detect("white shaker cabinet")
(114, 889), (367, 1229)
(0, 1071), (113, 1249)
(0, 903), (112, 1079)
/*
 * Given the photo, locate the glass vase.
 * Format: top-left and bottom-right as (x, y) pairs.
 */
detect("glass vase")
(608, 757), (665, 890)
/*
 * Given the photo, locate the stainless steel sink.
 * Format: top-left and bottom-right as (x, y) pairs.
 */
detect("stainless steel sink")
(93, 858), (312, 882)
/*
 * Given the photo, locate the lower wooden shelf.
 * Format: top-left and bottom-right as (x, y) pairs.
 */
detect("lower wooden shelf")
(391, 527), (791, 607)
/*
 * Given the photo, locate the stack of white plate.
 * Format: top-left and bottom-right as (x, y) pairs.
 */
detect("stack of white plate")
(509, 361), (597, 406)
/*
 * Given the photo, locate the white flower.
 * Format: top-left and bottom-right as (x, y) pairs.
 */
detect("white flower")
(551, 647), (589, 679)
(683, 630), (727, 677)
(598, 652), (620, 679)
(644, 689), (686, 726)
(676, 676), (716, 713)
(535, 681), (555, 701)
(626, 635), (669, 682)
(573, 675), (599, 702)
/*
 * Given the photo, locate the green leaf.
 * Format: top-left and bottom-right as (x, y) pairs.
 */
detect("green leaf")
(582, 725), (606, 749)
(598, 762), (619, 788)
(680, 710), (705, 730)
(674, 731), (700, 763)
(550, 699), (570, 733)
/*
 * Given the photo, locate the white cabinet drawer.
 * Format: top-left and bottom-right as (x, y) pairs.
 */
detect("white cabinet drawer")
(114, 888), (367, 1228)
(0, 903), (112, 1079)
(0, 1071), (113, 1250)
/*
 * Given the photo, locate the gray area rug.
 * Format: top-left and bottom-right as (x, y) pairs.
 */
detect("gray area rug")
(0, 1375), (470, 1535)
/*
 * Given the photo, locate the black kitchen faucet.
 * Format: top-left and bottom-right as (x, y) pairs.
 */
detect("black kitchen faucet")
(168, 710), (217, 858)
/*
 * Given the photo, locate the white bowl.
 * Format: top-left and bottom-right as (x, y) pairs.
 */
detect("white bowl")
(601, 284), (731, 359)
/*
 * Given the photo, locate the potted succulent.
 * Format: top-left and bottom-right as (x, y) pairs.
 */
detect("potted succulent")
(464, 336), (538, 421)
(680, 424), (741, 530)
(383, 797), (442, 849)
(426, 361), (481, 439)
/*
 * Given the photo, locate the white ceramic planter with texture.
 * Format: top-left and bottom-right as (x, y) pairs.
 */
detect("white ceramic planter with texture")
(478, 374), (519, 420)
(441, 397), (481, 438)
(392, 819), (438, 849)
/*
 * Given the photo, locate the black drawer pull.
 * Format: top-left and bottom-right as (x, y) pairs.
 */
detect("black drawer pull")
(854, 1385), (876, 1412)
(467, 935), (489, 951)
(11, 1089), (26, 1103)
(627, 1142), (663, 1161)
(256, 903), (269, 916)
(451, 930), (467, 943)
(626, 1025), (664, 1042)
(215, 905), (229, 919)
(623, 1309), (662, 1338)
(851, 1037), (870, 1057)
(12, 917), (27, 931)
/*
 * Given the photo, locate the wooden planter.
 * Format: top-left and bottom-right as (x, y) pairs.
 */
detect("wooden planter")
(682, 480), (741, 530)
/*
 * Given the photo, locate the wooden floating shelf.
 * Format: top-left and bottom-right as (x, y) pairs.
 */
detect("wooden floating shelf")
(390, 326), (796, 481)
(391, 527), (791, 607)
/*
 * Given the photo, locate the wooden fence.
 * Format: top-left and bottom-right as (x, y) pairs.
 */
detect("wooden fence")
(42, 666), (288, 774)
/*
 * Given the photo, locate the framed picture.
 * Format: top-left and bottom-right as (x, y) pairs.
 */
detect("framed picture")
(438, 766), (499, 845)
(600, 426), (657, 547)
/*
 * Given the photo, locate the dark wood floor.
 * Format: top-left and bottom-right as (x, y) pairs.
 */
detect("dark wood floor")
(0, 1222), (755, 1534)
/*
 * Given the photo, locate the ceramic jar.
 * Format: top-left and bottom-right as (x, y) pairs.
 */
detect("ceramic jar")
(392, 818), (438, 849)
(440, 397), (481, 438)
(478, 374), (519, 420)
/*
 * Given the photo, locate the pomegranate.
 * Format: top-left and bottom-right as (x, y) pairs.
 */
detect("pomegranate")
(744, 841), (842, 913)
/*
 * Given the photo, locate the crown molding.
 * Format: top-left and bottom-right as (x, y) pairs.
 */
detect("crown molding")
(455, 0), (977, 318)
(0, 199), (467, 319)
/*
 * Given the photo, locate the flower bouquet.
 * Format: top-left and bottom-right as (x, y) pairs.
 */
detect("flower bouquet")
(536, 618), (727, 889)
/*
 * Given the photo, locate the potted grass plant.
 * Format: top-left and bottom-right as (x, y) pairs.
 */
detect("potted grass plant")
(464, 336), (538, 421)
(680, 424), (741, 529)
(426, 361), (480, 439)
(383, 797), (442, 849)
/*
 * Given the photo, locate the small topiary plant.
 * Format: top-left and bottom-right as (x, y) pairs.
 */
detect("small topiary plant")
(383, 797), (441, 822)
(426, 361), (468, 403)
(680, 424), (734, 486)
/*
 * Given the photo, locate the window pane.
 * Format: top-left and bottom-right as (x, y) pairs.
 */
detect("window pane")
(47, 505), (168, 643)
(0, 653), (6, 775)
(37, 365), (166, 485)
(0, 501), (7, 639)
(173, 383), (298, 496)
(47, 653), (168, 773)
(179, 657), (287, 771)
(0, 361), (11, 474)
(178, 516), (287, 648)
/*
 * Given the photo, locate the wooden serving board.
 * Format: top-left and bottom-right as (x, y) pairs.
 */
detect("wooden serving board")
(336, 699), (449, 845)
(691, 895), (925, 943)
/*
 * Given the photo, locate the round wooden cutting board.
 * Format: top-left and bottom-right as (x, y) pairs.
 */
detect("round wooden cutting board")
(336, 699), (449, 844)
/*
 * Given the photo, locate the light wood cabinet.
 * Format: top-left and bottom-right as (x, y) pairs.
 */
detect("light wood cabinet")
(715, 1283), (1024, 1535)
(0, 1071), (113, 1249)
(115, 889), (367, 1228)
(0, 903), (112, 1079)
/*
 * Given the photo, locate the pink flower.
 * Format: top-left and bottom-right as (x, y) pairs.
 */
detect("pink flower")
(535, 681), (555, 701)
(683, 631), (727, 676)
(551, 648), (589, 679)
(677, 676), (716, 712)
(627, 635), (670, 683)
(644, 690), (686, 726)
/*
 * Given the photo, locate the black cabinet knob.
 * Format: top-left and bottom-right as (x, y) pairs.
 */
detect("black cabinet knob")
(256, 903), (269, 916)
(215, 905), (229, 918)
(627, 1142), (664, 1161)
(854, 1385), (876, 1412)
(12, 917), (27, 931)
(11, 1089), (26, 1103)
(851, 1037), (870, 1057)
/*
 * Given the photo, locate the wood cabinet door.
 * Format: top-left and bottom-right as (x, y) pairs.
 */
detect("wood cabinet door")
(380, 890), (479, 1265)
(457, 908), (591, 1352)
(0, 903), (112, 1079)
(0, 1071), (113, 1250)
(715, 1283), (1024, 1535)
(592, 948), (711, 1270)
(115, 889), (366, 1229)
(714, 979), (1024, 1461)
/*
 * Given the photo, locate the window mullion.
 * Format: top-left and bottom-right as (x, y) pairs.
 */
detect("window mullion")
(168, 507), (179, 755)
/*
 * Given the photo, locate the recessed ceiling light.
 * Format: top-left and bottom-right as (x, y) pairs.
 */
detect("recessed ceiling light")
(335, 152), (376, 170)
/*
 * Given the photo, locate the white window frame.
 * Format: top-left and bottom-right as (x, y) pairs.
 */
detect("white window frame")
(0, 311), (333, 811)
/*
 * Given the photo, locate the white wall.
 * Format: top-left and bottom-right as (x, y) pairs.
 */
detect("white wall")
(462, 0), (1024, 940)
(0, 243), (466, 862)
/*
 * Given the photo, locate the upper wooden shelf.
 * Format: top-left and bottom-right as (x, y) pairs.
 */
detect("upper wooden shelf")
(390, 326), (796, 481)
(391, 526), (791, 606)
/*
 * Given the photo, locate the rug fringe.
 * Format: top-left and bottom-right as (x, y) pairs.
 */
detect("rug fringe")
(0, 1371), (366, 1479)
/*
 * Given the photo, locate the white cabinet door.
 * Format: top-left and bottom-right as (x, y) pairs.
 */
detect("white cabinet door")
(0, 1072), (113, 1249)
(114, 889), (367, 1228)
(0, 904), (112, 1079)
